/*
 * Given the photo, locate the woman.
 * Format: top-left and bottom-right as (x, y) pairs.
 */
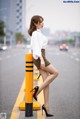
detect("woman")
(28, 15), (59, 117)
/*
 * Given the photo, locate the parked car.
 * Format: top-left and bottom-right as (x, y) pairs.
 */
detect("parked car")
(0, 44), (7, 51)
(59, 43), (69, 51)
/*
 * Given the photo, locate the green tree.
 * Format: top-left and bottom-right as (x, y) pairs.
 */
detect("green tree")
(15, 32), (27, 44)
(0, 20), (5, 43)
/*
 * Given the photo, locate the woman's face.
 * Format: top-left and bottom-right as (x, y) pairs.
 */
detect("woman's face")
(36, 20), (44, 29)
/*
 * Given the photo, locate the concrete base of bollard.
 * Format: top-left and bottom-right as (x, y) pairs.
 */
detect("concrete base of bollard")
(19, 101), (41, 111)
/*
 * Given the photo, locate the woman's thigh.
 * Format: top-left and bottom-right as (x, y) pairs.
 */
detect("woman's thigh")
(40, 64), (58, 74)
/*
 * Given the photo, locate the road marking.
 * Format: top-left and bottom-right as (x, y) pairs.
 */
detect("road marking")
(48, 52), (60, 56)
(6, 55), (11, 58)
(0, 57), (2, 61)
(0, 53), (25, 60)
(75, 58), (80, 62)
(10, 78), (25, 119)
(70, 55), (80, 62)
(70, 56), (74, 59)
(13, 54), (17, 57)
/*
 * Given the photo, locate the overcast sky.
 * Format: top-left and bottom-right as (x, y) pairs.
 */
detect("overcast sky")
(26, 0), (80, 33)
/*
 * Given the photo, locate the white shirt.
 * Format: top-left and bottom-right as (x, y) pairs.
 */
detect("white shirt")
(31, 29), (48, 59)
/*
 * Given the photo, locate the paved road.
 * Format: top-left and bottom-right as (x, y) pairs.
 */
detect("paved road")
(0, 47), (27, 119)
(46, 46), (80, 119)
(0, 45), (80, 119)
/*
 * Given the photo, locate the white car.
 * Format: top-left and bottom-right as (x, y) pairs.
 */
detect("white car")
(0, 44), (7, 51)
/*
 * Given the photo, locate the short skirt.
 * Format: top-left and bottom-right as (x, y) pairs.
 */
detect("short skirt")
(33, 49), (50, 69)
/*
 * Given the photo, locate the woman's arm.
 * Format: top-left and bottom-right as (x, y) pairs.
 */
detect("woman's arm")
(31, 31), (42, 59)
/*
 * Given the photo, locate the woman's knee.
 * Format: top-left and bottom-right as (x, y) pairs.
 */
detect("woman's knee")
(53, 70), (59, 77)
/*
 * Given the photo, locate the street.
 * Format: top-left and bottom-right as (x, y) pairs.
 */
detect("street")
(0, 47), (27, 119)
(47, 46), (80, 119)
(0, 45), (80, 119)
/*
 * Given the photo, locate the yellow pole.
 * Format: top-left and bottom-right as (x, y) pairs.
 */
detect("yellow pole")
(25, 53), (33, 117)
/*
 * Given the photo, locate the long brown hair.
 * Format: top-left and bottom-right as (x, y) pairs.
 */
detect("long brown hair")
(28, 15), (44, 36)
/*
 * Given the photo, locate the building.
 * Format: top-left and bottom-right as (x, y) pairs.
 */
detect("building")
(0, 0), (26, 45)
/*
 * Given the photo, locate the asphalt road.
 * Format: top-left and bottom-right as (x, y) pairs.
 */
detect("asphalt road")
(46, 46), (80, 119)
(0, 45), (80, 119)
(0, 47), (27, 119)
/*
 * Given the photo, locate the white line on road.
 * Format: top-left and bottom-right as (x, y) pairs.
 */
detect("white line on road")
(6, 55), (11, 59)
(13, 54), (17, 57)
(0, 57), (3, 61)
(75, 58), (80, 62)
(70, 56), (74, 59)
(0, 53), (25, 61)
(48, 52), (60, 55)
(72, 52), (77, 56)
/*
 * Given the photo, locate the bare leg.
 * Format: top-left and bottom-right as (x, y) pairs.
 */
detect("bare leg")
(39, 69), (49, 110)
(38, 64), (59, 94)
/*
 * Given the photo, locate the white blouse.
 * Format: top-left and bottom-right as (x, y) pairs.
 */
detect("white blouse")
(31, 29), (48, 59)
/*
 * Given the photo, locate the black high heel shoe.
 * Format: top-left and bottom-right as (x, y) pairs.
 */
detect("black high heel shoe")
(31, 86), (39, 101)
(42, 104), (53, 117)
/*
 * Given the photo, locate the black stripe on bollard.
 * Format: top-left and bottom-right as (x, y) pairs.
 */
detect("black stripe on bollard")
(26, 66), (33, 68)
(25, 70), (33, 72)
(25, 103), (33, 117)
(26, 61), (33, 63)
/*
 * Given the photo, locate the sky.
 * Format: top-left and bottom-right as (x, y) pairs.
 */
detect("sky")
(26, 0), (80, 33)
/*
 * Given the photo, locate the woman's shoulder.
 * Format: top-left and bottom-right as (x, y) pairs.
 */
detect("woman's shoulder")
(32, 30), (38, 35)
(32, 30), (41, 36)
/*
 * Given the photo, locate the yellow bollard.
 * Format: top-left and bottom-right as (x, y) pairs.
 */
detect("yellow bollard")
(25, 53), (33, 117)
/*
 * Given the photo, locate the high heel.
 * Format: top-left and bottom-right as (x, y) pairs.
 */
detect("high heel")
(42, 104), (53, 117)
(31, 86), (39, 101)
